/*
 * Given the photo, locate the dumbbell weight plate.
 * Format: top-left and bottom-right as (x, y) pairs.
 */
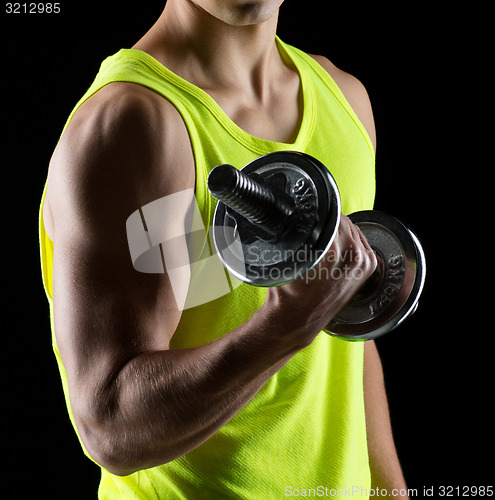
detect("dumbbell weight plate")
(324, 211), (426, 341)
(212, 151), (341, 286)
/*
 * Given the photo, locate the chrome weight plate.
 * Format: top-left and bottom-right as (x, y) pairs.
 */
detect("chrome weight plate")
(324, 211), (426, 341)
(211, 151), (341, 286)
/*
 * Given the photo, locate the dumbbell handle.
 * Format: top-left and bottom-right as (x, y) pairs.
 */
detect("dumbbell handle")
(208, 164), (295, 236)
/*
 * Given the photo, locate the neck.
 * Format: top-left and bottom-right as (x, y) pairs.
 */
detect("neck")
(137, 0), (282, 97)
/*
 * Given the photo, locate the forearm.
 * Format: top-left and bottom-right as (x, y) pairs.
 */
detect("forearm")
(364, 342), (409, 498)
(78, 304), (305, 476)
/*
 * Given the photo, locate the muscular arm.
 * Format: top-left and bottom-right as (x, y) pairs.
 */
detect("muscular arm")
(47, 83), (296, 476)
(45, 82), (375, 476)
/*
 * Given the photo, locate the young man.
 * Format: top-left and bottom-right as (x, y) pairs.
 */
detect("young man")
(40, 0), (409, 497)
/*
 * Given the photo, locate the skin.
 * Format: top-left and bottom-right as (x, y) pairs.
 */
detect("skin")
(43, 0), (408, 496)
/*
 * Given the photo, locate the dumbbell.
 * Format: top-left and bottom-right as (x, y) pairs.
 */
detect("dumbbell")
(207, 151), (426, 341)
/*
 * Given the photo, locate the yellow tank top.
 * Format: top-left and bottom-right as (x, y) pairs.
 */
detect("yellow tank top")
(39, 37), (375, 499)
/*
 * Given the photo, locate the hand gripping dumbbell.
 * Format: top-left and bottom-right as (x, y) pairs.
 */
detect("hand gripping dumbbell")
(207, 151), (426, 341)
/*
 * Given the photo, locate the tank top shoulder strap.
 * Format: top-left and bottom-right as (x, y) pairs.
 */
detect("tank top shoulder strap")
(279, 39), (374, 157)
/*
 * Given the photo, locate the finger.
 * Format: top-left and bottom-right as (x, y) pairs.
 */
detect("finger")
(337, 214), (349, 236)
(352, 223), (373, 253)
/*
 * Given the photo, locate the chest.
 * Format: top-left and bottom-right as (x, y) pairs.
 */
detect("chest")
(205, 76), (303, 144)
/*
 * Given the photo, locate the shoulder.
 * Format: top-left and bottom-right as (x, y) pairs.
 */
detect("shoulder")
(44, 82), (195, 240)
(309, 54), (376, 150)
(53, 81), (194, 193)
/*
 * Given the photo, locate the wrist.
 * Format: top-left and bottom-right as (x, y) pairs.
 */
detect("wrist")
(256, 288), (320, 352)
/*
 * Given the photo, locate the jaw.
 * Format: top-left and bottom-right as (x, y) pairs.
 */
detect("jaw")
(189, 0), (284, 27)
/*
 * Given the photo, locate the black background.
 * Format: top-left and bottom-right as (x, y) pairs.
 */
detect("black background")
(2, 1), (489, 498)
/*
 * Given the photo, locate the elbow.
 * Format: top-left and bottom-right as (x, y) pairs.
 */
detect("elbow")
(83, 429), (151, 476)
(72, 400), (140, 476)
(99, 459), (140, 478)
(85, 433), (180, 477)
(73, 405), (180, 477)
(96, 455), (139, 477)
(83, 428), (190, 476)
(76, 418), (139, 476)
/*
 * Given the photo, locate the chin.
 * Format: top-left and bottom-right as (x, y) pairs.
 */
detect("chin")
(196, 0), (283, 26)
(227, 1), (279, 25)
